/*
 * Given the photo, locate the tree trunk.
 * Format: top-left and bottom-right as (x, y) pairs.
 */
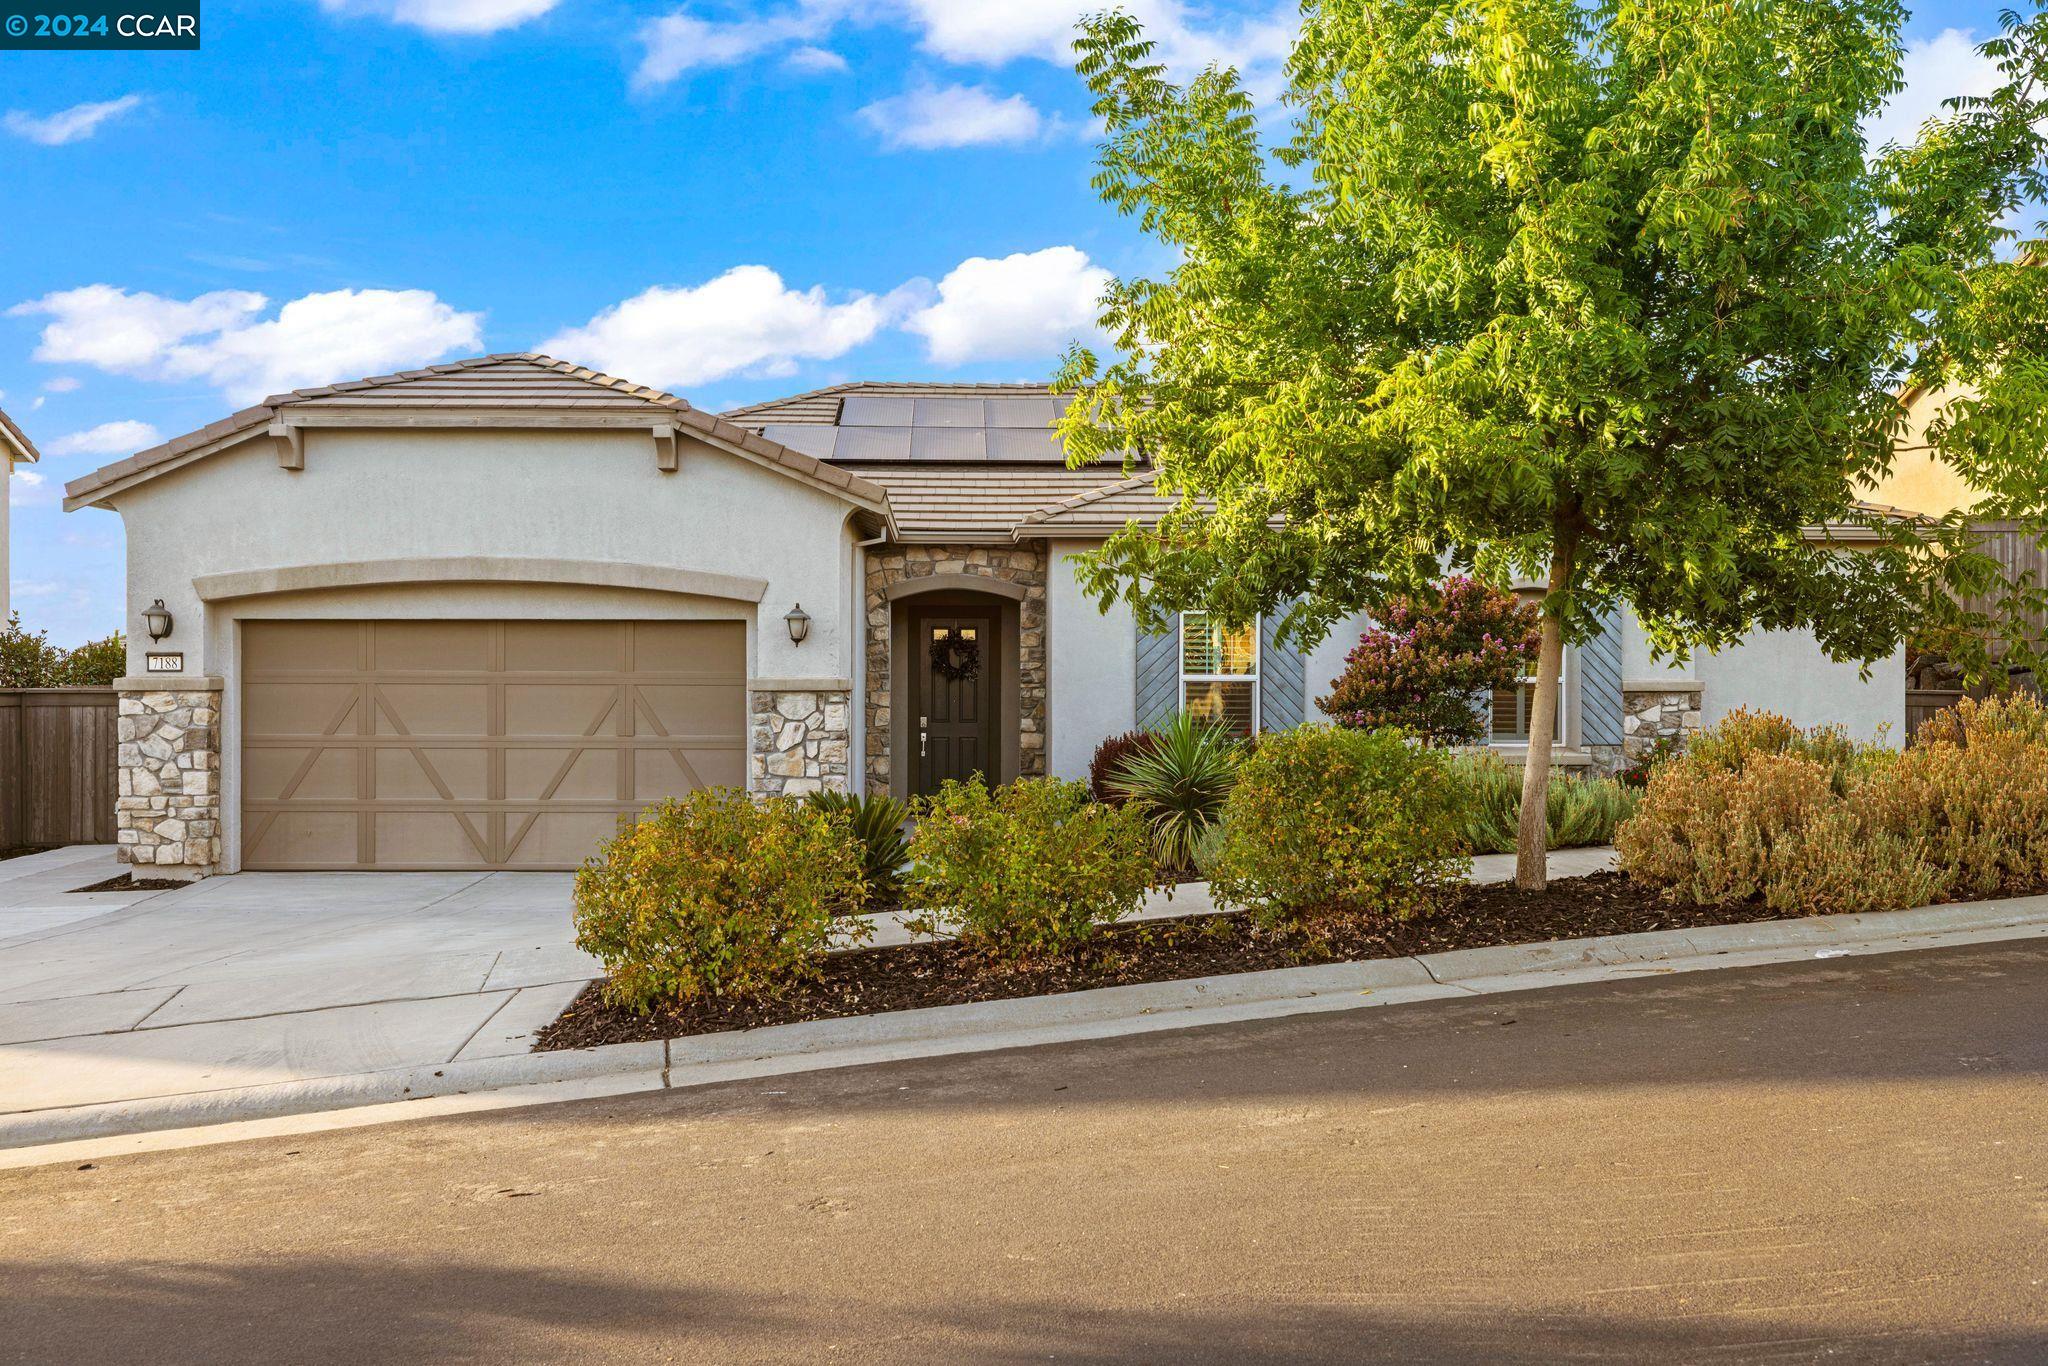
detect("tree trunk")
(1515, 544), (1573, 892)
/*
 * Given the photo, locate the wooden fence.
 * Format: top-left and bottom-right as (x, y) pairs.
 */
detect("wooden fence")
(0, 688), (118, 847)
(1905, 688), (1966, 743)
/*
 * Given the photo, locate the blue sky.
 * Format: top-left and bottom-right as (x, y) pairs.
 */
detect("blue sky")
(0, 0), (2020, 644)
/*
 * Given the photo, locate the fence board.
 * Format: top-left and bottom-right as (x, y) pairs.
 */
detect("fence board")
(0, 688), (118, 846)
(1906, 689), (1966, 744)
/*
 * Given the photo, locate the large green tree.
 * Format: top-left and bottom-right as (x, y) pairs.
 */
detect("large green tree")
(1057, 0), (2048, 889)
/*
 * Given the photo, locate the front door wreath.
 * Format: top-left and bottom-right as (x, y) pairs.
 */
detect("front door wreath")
(929, 627), (981, 683)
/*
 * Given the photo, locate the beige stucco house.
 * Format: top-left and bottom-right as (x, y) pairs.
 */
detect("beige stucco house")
(63, 353), (1903, 880)
(2, 405), (41, 623)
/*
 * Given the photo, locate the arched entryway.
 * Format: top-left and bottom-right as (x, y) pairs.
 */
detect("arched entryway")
(885, 577), (1025, 798)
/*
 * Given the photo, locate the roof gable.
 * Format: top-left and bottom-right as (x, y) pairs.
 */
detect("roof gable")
(61, 354), (891, 524)
(0, 407), (38, 464)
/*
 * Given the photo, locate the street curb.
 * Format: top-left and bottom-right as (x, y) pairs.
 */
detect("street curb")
(5, 892), (2046, 1155)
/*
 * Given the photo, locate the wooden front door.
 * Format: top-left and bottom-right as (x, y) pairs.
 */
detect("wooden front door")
(911, 610), (998, 796)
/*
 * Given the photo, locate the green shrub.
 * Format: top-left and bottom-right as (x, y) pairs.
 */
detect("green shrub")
(51, 632), (126, 686)
(0, 615), (127, 688)
(1450, 751), (1640, 853)
(573, 789), (869, 1012)
(1209, 726), (1467, 924)
(1104, 711), (1241, 872)
(805, 790), (912, 899)
(903, 777), (1157, 962)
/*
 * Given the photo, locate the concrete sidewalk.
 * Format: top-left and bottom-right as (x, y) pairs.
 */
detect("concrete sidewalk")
(0, 844), (1617, 1143)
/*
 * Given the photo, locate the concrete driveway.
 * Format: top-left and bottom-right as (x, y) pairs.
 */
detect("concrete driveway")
(0, 847), (596, 1131)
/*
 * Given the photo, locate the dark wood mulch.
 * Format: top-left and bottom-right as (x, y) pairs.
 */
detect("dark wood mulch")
(0, 845), (62, 863)
(69, 872), (192, 893)
(535, 873), (1804, 1052)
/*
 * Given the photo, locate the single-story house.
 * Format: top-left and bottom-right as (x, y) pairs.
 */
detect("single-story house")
(2, 405), (41, 622)
(62, 353), (1903, 879)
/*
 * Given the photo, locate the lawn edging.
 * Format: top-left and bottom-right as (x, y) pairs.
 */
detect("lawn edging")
(5, 890), (2046, 1155)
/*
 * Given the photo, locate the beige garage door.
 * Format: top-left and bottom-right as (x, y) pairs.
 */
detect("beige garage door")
(241, 619), (746, 870)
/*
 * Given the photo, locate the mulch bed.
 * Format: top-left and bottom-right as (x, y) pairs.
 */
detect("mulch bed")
(68, 872), (192, 893)
(535, 872), (1804, 1052)
(0, 845), (62, 863)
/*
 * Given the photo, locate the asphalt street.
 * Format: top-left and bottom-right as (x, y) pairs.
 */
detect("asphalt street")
(3, 941), (2044, 1364)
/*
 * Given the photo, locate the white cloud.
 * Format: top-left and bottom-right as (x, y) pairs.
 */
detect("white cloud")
(11, 285), (484, 404)
(49, 420), (162, 457)
(3, 95), (143, 146)
(540, 265), (900, 388)
(633, 10), (816, 88)
(1864, 28), (2004, 155)
(859, 83), (1046, 150)
(8, 469), (52, 508)
(783, 44), (847, 74)
(632, 0), (1298, 101)
(904, 245), (1109, 366)
(319, 0), (558, 33)
(42, 376), (81, 393)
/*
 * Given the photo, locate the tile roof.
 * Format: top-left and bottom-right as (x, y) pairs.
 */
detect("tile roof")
(64, 354), (889, 518)
(1013, 471), (1181, 537)
(0, 406), (38, 463)
(858, 465), (1131, 541)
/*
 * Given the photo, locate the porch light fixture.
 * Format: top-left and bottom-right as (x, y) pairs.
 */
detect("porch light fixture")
(784, 603), (812, 646)
(142, 598), (174, 642)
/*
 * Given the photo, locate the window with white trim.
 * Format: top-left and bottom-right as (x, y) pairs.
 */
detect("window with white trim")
(1180, 611), (1259, 737)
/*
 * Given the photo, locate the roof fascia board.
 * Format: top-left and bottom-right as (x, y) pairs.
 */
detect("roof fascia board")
(277, 408), (672, 430)
(64, 420), (271, 511)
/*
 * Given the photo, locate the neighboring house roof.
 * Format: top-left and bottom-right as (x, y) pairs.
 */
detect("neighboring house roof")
(63, 354), (891, 525)
(0, 407), (39, 464)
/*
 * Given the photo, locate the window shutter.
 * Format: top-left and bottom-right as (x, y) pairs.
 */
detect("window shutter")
(1258, 607), (1307, 731)
(1134, 620), (1179, 730)
(1580, 605), (1624, 746)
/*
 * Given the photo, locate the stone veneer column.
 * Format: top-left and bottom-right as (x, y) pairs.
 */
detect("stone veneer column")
(1622, 681), (1704, 763)
(748, 685), (852, 798)
(115, 676), (223, 881)
(862, 543), (1049, 795)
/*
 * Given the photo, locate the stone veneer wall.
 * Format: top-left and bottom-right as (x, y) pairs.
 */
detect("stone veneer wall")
(1623, 684), (1703, 762)
(863, 543), (1048, 795)
(749, 687), (852, 798)
(115, 681), (222, 880)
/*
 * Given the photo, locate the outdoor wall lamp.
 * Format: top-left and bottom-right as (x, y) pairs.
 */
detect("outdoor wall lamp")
(143, 598), (174, 642)
(784, 603), (812, 646)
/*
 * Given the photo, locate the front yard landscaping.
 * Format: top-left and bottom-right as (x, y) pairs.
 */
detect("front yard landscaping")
(537, 694), (2048, 1054)
(534, 871), (1798, 1049)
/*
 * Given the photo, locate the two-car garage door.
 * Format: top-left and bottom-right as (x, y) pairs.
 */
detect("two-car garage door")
(240, 619), (746, 870)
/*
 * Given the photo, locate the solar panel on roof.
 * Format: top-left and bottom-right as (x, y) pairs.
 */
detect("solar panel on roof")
(831, 426), (914, 460)
(759, 424), (838, 458)
(984, 428), (1067, 462)
(841, 396), (914, 426)
(983, 397), (1059, 428)
(911, 398), (985, 427)
(910, 428), (988, 461)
